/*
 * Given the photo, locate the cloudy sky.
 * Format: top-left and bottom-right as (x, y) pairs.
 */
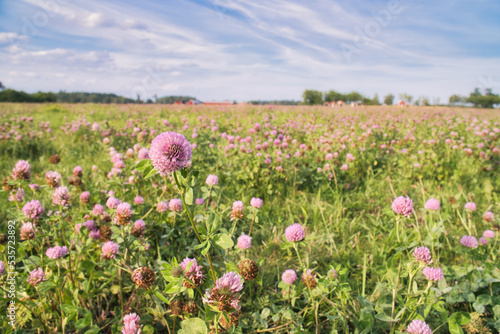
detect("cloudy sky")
(1, 0), (499, 102)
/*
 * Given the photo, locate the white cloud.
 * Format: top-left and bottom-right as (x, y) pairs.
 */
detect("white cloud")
(0, 32), (29, 46)
(0, 0), (498, 102)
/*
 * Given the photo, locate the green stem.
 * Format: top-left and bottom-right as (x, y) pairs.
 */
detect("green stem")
(173, 171), (217, 283)
(248, 212), (256, 236)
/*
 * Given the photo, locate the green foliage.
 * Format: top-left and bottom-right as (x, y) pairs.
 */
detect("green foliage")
(467, 88), (500, 108)
(384, 93), (394, 105)
(0, 89), (56, 102)
(302, 89), (323, 105)
(155, 95), (197, 104)
(0, 103), (499, 334)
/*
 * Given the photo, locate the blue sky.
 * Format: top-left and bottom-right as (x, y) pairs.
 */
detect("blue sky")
(1, 0), (499, 102)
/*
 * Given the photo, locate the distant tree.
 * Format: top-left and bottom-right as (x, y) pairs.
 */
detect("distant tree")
(0, 82), (5, 90)
(155, 96), (197, 104)
(421, 97), (431, 106)
(399, 93), (413, 104)
(363, 94), (380, 105)
(345, 91), (363, 103)
(324, 90), (344, 102)
(384, 94), (394, 105)
(467, 88), (500, 108)
(302, 90), (323, 105)
(449, 94), (466, 105)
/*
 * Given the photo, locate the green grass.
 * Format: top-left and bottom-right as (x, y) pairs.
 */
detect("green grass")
(0, 103), (499, 334)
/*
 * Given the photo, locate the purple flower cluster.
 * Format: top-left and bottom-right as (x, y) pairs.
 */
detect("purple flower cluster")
(46, 245), (68, 259)
(237, 234), (252, 249)
(412, 247), (433, 264)
(157, 201), (168, 212)
(92, 204), (105, 216)
(149, 132), (192, 175)
(53, 186), (71, 207)
(392, 196), (413, 217)
(12, 160), (31, 180)
(250, 197), (263, 208)
(406, 319), (432, 334)
(206, 174), (219, 186)
(424, 198), (440, 211)
(101, 241), (120, 259)
(422, 267), (444, 281)
(27, 268), (47, 286)
(114, 202), (132, 225)
(122, 313), (142, 334)
(214, 271), (244, 293)
(20, 222), (37, 240)
(483, 211), (494, 222)
(22, 200), (44, 219)
(464, 202), (476, 211)
(460, 235), (478, 248)
(80, 191), (90, 203)
(282, 269), (298, 284)
(285, 223), (305, 242)
(106, 197), (122, 209)
(9, 188), (25, 202)
(169, 199), (182, 212)
(45, 171), (62, 188)
(180, 257), (204, 287)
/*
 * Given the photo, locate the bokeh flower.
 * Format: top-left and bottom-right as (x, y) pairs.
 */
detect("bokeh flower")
(422, 267), (444, 281)
(282, 269), (297, 284)
(250, 197), (263, 208)
(483, 230), (495, 238)
(483, 211), (494, 222)
(27, 268), (47, 286)
(392, 196), (413, 217)
(464, 202), (476, 211)
(122, 313), (142, 334)
(80, 191), (90, 203)
(413, 247), (433, 264)
(206, 174), (219, 186)
(20, 222), (37, 240)
(460, 235), (478, 248)
(285, 223), (304, 242)
(46, 245), (68, 259)
(169, 199), (182, 212)
(157, 201), (168, 212)
(12, 160), (31, 180)
(53, 186), (71, 207)
(237, 234), (252, 249)
(22, 200), (44, 219)
(424, 198), (440, 211)
(101, 241), (120, 259)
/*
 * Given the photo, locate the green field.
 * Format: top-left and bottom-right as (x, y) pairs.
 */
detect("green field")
(1, 103), (499, 334)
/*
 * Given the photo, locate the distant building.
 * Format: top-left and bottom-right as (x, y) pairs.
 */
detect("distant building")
(336, 100), (344, 106)
(398, 101), (407, 107)
(185, 99), (201, 105)
(174, 101), (183, 105)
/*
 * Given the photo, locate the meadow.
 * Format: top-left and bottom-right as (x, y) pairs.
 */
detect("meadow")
(0, 103), (499, 334)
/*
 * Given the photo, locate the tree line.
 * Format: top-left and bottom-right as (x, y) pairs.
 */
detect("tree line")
(0, 86), (197, 104)
(302, 88), (500, 108)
